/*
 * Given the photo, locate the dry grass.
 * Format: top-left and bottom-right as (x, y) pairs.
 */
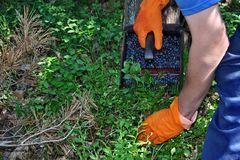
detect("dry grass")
(0, 7), (53, 86)
(0, 93), (97, 159)
(0, 46), (23, 76)
(14, 7), (53, 56)
(0, 93), (97, 146)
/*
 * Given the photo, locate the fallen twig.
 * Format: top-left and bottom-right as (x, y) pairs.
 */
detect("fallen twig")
(0, 94), (97, 148)
(0, 124), (77, 147)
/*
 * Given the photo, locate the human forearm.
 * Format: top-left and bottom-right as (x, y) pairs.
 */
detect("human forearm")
(178, 5), (229, 119)
(179, 40), (228, 119)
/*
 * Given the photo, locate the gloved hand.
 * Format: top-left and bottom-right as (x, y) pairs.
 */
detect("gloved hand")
(138, 97), (197, 144)
(133, 0), (169, 50)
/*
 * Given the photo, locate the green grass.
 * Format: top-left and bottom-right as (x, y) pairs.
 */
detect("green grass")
(220, 3), (240, 36)
(1, 0), (238, 159)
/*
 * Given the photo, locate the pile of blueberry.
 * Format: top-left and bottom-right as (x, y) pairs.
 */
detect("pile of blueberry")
(123, 32), (181, 85)
(125, 32), (181, 69)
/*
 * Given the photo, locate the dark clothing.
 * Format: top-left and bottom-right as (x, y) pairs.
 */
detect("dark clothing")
(202, 25), (240, 159)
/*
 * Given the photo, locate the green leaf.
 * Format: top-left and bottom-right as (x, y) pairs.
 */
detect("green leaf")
(171, 147), (176, 155)
(67, 30), (75, 33)
(124, 74), (132, 80)
(43, 81), (49, 88)
(130, 63), (140, 74)
(183, 149), (191, 157)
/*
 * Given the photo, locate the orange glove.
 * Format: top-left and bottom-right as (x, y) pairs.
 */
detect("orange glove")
(138, 97), (197, 144)
(133, 0), (169, 50)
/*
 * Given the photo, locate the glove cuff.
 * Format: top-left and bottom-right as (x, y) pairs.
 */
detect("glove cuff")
(170, 97), (198, 130)
(169, 97), (184, 128)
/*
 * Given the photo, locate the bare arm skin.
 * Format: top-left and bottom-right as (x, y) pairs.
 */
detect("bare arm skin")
(179, 5), (229, 119)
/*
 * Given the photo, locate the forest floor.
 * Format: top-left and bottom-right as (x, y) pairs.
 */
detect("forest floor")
(0, 1), (239, 159)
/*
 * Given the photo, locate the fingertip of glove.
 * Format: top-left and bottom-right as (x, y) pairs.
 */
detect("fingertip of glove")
(155, 42), (162, 50)
(153, 30), (163, 50)
(139, 39), (146, 48)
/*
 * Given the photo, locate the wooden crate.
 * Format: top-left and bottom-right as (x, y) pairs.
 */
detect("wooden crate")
(120, 0), (186, 91)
